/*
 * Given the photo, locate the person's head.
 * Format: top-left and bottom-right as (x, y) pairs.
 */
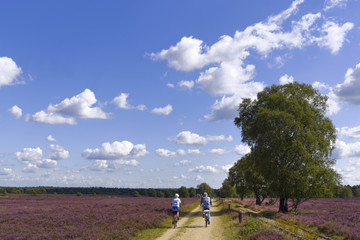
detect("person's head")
(175, 193), (179, 198)
(203, 192), (208, 197)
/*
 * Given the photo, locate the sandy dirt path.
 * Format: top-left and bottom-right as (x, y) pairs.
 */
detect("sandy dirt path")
(156, 200), (225, 240)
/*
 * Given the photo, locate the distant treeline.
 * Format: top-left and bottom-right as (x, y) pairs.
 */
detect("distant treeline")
(0, 182), (216, 198)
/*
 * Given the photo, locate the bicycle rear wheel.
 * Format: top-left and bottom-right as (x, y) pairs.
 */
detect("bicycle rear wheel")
(173, 214), (177, 228)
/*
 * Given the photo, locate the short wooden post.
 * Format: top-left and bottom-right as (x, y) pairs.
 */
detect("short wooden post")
(228, 204), (231, 212)
(238, 211), (242, 223)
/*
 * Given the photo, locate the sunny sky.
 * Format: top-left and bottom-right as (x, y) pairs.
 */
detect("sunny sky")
(1, 0), (360, 189)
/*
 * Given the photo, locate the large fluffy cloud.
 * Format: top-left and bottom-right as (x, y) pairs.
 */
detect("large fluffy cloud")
(0, 57), (22, 87)
(333, 63), (360, 105)
(173, 131), (232, 145)
(82, 140), (148, 160)
(32, 89), (109, 125)
(151, 1), (353, 121)
(15, 145), (68, 171)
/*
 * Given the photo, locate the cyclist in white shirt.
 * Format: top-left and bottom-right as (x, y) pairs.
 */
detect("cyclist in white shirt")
(172, 193), (181, 220)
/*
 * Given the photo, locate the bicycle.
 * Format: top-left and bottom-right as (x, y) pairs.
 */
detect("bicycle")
(172, 210), (178, 228)
(203, 209), (210, 227)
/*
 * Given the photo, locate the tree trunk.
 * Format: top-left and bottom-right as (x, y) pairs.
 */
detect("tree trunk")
(241, 194), (244, 201)
(255, 194), (261, 206)
(279, 198), (288, 213)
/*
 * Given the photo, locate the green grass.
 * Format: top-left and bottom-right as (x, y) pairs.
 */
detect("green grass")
(133, 200), (200, 240)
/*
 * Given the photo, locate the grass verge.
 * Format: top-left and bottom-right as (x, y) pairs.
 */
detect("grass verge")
(133, 200), (200, 240)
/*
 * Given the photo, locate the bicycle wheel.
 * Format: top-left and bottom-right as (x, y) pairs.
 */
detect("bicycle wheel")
(173, 214), (177, 228)
(205, 214), (208, 227)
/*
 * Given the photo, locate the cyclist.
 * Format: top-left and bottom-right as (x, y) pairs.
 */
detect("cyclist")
(201, 192), (212, 224)
(172, 193), (181, 222)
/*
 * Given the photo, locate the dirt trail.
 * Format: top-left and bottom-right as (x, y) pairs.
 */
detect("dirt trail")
(156, 200), (225, 240)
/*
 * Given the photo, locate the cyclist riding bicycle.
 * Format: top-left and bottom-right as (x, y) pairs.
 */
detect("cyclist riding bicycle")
(172, 193), (181, 222)
(201, 192), (212, 224)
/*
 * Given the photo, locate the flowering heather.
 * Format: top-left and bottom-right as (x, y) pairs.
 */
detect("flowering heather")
(246, 229), (284, 240)
(233, 198), (360, 239)
(0, 194), (198, 240)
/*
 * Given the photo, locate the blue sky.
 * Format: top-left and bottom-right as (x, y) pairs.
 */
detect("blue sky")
(1, 0), (360, 189)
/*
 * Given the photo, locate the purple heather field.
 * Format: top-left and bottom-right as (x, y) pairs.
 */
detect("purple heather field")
(0, 194), (198, 240)
(235, 198), (360, 240)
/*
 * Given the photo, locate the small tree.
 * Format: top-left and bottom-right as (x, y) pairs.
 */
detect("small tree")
(218, 178), (237, 198)
(178, 186), (189, 198)
(339, 186), (353, 199)
(188, 187), (197, 197)
(147, 188), (157, 197)
(132, 190), (141, 197)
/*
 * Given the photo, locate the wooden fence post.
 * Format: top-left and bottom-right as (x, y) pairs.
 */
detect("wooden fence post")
(238, 211), (242, 223)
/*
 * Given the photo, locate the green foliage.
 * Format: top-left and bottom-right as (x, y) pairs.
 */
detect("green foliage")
(229, 154), (269, 205)
(132, 190), (141, 197)
(188, 187), (197, 197)
(339, 186), (353, 199)
(76, 192), (83, 196)
(240, 218), (263, 236)
(355, 187), (360, 197)
(197, 183), (214, 198)
(234, 82), (338, 212)
(178, 186), (190, 198)
(157, 191), (165, 198)
(147, 188), (157, 197)
(218, 178), (237, 198)
(0, 188), (8, 195)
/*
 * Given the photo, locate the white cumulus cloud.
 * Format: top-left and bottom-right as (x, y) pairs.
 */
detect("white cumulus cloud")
(0, 57), (22, 87)
(8, 105), (22, 119)
(339, 126), (360, 139)
(173, 131), (232, 145)
(279, 74), (294, 85)
(32, 89), (109, 125)
(0, 168), (12, 176)
(112, 93), (146, 111)
(48, 144), (70, 160)
(82, 140), (148, 160)
(46, 135), (57, 142)
(235, 144), (251, 155)
(151, 1), (353, 121)
(189, 165), (218, 173)
(333, 63), (360, 105)
(209, 148), (226, 155)
(316, 21), (354, 54)
(151, 104), (173, 115)
(16, 147), (43, 162)
(178, 80), (195, 89)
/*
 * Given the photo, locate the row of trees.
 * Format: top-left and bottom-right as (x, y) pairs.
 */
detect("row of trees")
(223, 83), (340, 213)
(0, 183), (215, 198)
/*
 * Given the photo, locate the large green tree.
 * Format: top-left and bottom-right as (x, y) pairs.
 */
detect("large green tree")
(234, 82), (339, 212)
(197, 183), (214, 198)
